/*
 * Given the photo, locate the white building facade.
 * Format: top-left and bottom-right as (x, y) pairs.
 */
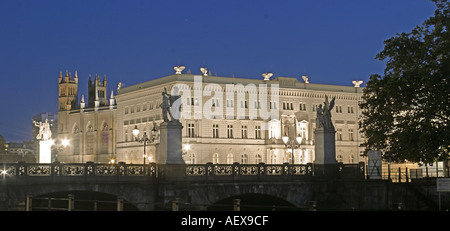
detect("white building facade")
(115, 69), (365, 165)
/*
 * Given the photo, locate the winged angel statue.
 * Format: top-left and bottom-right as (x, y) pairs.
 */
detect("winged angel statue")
(316, 95), (335, 129)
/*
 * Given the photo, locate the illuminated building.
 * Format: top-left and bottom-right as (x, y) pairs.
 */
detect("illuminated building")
(57, 70), (116, 163)
(56, 68), (364, 165)
(114, 67), (365, 165)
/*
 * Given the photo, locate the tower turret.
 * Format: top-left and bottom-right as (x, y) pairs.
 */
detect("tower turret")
(88, 73), (108, 107)
(58, 70), (79, 111)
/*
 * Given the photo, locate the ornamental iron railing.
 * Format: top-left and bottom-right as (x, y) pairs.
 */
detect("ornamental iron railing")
(1, 162), (156, 177)
(185, 162), (314, 177)
(0, 161), (364, 179)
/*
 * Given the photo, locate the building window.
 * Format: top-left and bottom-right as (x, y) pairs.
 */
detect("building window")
(227, 125), (233, 138)
(349, 154), (354, 164)
(299, 103), (306, 111)
(348, 106), (354, 113)
(337, 155), (343, 163)
(270, 102), (277, 109)
(335, 105), (342, 113)
(297, 121), (308, 142)
(298, 150), (304, 164)
(188, 123), (195, 138)
(336, 129), (342, 141)
(255, 125), (261, 139)
(241, 154), (248, 164)
(270, 151), (277, 164)
(226, 99), (234, 108)
(213, 153), (219, 164)
(241, 125), (248, 139)
(212, 98), (219, 107)
(125, 107), (129, 114)
(190, 153), (196, 164)
(241, 100), (248, 108)
(283, 102), (293, 110)
(227, 153), (234, 164)
(349, 129), (354, 141)
(130, 106), (135, 113)
(268, 119), (281, 139)
(255, 154), (262, 164)
(254, 101), (261, 109)
(213, 124), (219, 138)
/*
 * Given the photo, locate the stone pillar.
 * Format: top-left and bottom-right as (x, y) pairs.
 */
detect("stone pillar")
(313, 127), (338, 176)
(158, 122), (184, 165)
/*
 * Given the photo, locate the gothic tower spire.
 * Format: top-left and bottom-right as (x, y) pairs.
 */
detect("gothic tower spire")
(58, 70), (79, 111)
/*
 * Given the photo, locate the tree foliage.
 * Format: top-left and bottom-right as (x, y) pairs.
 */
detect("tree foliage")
(360, 0), (450, 164)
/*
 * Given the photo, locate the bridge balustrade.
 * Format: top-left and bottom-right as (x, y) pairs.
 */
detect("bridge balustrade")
(185, 162), (314, 180)
(0, 161), (365, 181)
(0, 161), (157, 179)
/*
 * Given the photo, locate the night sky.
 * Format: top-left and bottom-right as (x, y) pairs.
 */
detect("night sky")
(0, 0), (437, 142)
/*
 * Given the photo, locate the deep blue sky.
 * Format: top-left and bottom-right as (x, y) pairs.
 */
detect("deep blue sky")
(0, 0), (437, 142)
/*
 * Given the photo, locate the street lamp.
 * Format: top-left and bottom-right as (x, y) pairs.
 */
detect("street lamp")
(133, 125), (155, 165)
(282, 135), (302, 164)
(61, 139), (69, 147)
(51, 138), (70, 163)
(182, 144), (191, 163)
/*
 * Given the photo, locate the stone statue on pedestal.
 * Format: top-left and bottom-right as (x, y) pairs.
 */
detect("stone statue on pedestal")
(314, 95), (338, 176)
(158, 87), (184, 166)
(161, 87), (181, 123)
(316, 95), (335, 130)
(34, 119), (52, 141)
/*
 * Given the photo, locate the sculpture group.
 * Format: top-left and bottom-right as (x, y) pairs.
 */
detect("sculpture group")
(34, 119), (52, 141)
(316, 95), (335, 130)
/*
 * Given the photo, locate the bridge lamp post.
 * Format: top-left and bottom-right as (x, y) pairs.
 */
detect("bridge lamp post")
(182, 144), (190, 163)
(282, 135), (302, 164)
(133, 125), (155, 165)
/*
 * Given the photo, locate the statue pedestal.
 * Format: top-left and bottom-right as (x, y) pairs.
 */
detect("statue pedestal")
(157, 122), (184, 165)
(38, 140), (53, 163)
(314, 127), (338, 176)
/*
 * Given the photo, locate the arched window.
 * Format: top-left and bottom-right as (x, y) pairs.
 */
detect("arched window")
(298, 149), (304, 164)
(101, 121), (109, 154)
(190, 153), (196, 164)
(212, 153), (219, 164)
(270, 150), (277, 164)
(255, 154), (262, 164)
(268, 119), (281, 139)
(72, 123), (79, 134)
(102, 121), (109, 131)
(241, 154), (248, 164)
(297, 120), (309, 143)
(86, 121), (93, 132)
(349, 154), (354, 164)
(227, 153), (234, 164)
(72, 123), (79, 155)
